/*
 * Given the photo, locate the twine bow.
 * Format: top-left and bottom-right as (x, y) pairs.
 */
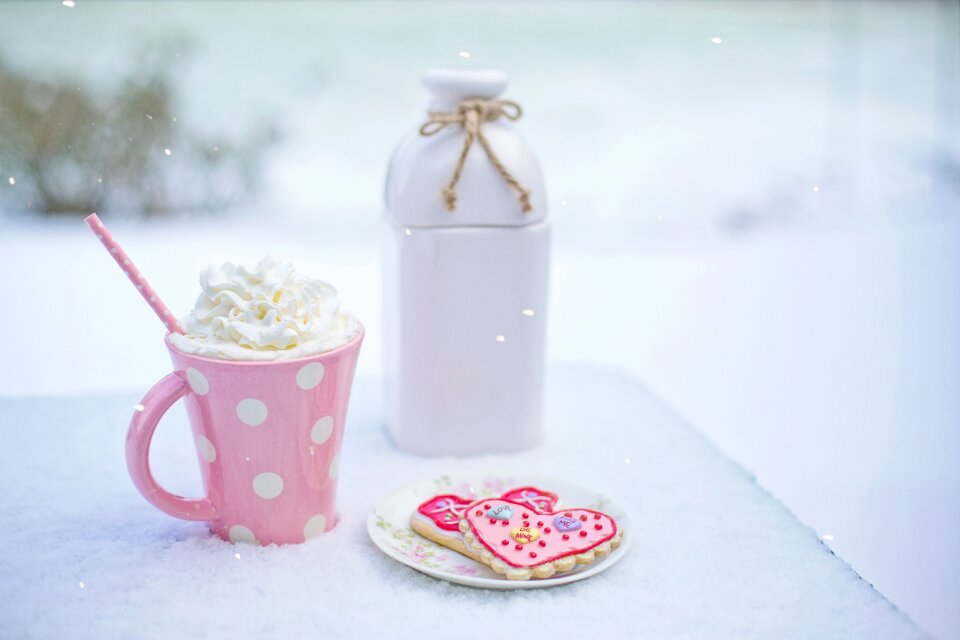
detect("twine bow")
(419, 98), (532, 213)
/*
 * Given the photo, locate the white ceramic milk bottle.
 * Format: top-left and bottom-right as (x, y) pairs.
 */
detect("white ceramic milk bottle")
(383, 67), (549, 456)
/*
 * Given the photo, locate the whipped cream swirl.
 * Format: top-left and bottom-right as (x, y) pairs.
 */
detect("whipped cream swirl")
(169, 257), (360, 361)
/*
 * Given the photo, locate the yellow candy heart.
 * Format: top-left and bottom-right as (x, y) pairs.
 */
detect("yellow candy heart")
(511, 526), (541, 545)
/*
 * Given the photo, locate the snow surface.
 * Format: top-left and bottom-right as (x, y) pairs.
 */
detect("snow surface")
(1, 213), (957, 637)
(0, 0), (958, 636)
(0, 365), (925, 639)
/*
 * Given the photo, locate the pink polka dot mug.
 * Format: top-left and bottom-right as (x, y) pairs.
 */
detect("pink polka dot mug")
(125, 328), (363, 545)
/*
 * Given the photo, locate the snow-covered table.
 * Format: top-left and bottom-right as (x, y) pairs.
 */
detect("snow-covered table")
(0, 364), (923, 639)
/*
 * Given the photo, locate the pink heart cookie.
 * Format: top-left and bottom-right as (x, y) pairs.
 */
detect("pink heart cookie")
(410, 486), (560, 562)
(459, 498), (623, 580)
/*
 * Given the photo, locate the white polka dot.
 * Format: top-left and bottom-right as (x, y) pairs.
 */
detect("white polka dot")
(303, 514), (327, 539)
(252, 472), (284, 499)
(186, 368), (209, 395)
(328, 453), (340, 481)
(228, 525), (257, 544)
(110, 247), (117, 254)
(311, 416), (334, 444)
(236, 399), (267, 426)
(296, 362), (325, 390)
(196, 434), (216, 462)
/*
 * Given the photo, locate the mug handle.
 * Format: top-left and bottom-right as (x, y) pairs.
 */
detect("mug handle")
(126, 371), (218, 521)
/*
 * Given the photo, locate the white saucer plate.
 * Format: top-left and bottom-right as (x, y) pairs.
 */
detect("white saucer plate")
(367, 474), (631, 590)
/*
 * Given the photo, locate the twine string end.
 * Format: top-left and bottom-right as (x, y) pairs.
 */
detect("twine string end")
(519, 189), (532, 214)
(443, 187), (458, 212)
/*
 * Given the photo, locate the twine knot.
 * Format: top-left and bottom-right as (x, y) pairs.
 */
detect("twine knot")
(419, 98), (532, 214)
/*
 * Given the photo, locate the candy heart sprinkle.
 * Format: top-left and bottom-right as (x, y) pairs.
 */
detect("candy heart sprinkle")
(486, 504), (514, 521)
(511, 525), (541, 544)
(553, 515), (581, 532)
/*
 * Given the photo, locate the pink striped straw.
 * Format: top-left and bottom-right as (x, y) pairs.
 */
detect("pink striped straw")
(84, 213), (185, 335)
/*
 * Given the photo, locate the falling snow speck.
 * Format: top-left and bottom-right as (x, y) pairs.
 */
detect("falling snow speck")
(164, 148), (172, 156)
(234, 553), (241, 560)
(79, 581), (85, 589)
(495, 335), (506, 343)
(458, 51), (471, 59)
(711, 36), (723, 44)
(624, 457), (632, 464)
(821, 534), (834, 542)
(62, 0), (76, 7)
(7, 177), (14, 186)
(522, 309), (535, 317)
(133, 404), (145, 412)
(812, 185), (820, 193)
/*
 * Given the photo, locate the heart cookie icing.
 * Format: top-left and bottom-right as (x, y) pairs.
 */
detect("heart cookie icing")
(417, 494), (473, 532)
(463, 499), (618, 568)
(500, 486), (559, 513)
(414, 485), (558, 536)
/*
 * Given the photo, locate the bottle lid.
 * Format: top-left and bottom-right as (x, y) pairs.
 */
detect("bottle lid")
(385, 67), (547, 227)
(423, 68), (508, 112)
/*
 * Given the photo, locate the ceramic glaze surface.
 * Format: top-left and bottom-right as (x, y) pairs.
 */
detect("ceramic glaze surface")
(382, 224), (549, 455)
(385, 67), (547, 227)
(386, 123), (547, 227)
(383, 68), (550, 456)
(367, 475), (632, 590)
(125, 329), (363, 545)
(422, 67), (508, 112)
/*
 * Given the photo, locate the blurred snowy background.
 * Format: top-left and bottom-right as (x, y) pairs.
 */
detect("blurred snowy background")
(0, 1), (957, 637)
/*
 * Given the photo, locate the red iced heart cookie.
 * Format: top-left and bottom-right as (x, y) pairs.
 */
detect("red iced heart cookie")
(499, 486), (559, 514)
(417, 494), (473, 531)
(460, 498), (622, 580)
